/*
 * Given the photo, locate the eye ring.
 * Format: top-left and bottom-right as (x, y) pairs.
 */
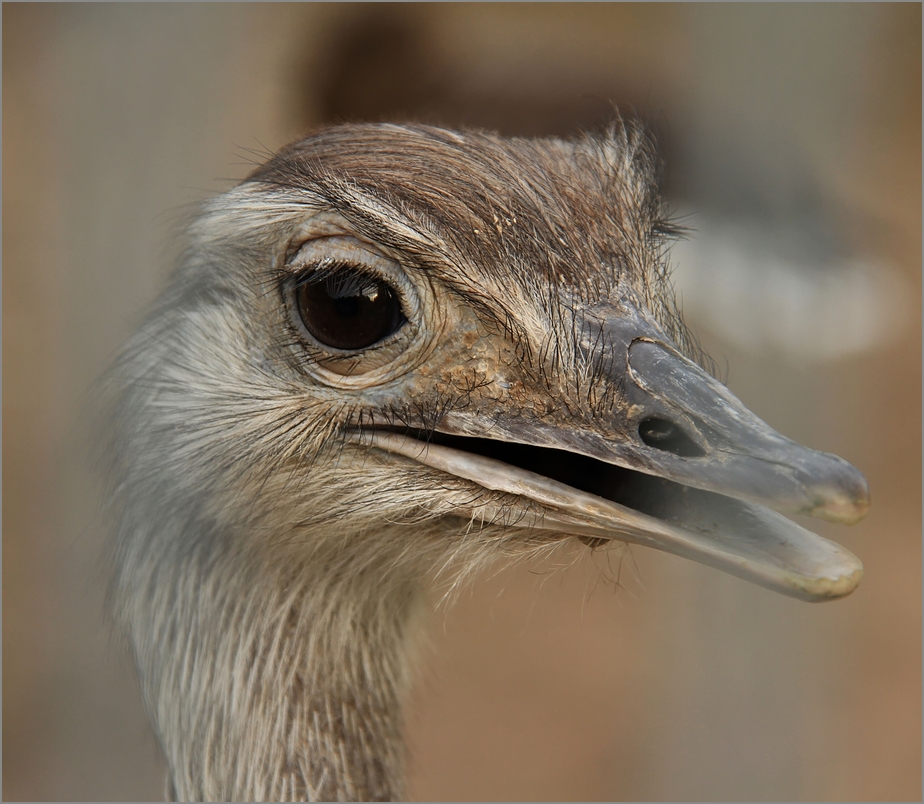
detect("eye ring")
(279, 234), (436, 388)
(293, 262), (407, 352)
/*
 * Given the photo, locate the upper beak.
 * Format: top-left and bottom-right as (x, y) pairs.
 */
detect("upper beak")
(358, 300), (869, 602)
(617, 337), (870, 525)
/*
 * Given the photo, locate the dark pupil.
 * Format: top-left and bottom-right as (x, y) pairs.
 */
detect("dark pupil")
(296, 268), (405, 350)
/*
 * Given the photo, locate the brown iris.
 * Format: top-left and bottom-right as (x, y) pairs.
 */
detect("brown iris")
(295, 267), (405, 351)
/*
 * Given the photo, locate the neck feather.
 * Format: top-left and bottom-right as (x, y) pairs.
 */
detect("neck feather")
(120, 523), (427, 801)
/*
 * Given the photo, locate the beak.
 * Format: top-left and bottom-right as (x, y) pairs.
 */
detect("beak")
(358, 300), (869, 602)
(620, 338), (870, 524)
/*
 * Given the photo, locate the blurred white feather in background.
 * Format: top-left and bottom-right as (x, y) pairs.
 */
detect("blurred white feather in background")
(672, 218), (912, 362)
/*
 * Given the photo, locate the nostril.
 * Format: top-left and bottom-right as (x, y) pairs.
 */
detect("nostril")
(638, 417), (705, 457)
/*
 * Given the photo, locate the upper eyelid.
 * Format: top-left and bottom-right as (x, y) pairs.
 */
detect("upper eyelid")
(285, 235), (395, 269)
(289, 258), (382, 289)
(285, 243), (409, 282)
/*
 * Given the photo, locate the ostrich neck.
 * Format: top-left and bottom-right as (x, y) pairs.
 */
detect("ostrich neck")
(129, 525), (427, 802)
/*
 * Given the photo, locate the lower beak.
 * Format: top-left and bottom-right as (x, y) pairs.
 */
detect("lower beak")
(359, 429), (863, 602)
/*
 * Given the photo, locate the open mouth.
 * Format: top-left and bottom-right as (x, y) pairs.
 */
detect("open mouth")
(343, 320), (866, 603)
(386, 427), (655, 500)
(351, 425), (865, 603)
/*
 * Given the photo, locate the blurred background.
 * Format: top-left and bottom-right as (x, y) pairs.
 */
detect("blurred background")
(3, 3), (920, 800)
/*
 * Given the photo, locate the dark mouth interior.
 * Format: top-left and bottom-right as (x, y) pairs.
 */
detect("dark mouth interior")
(371, 426), (682, 518)
(361, 424), (757, 552)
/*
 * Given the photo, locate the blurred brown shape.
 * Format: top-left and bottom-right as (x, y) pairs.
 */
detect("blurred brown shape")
(309, 4), (629, 138)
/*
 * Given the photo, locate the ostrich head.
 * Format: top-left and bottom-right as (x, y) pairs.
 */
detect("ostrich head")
(107, 122), (868, 801)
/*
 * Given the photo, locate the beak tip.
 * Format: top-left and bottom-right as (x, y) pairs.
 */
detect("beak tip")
(810, 472), (871, 525)
(797, 564), (864, 602)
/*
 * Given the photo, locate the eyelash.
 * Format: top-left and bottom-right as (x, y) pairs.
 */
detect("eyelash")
(290, 258), (373, 289)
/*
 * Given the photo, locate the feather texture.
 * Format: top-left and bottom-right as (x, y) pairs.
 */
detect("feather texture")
(106, 121), (697, 801)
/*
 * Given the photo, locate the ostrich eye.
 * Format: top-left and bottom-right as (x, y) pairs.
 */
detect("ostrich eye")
(295, 266), (406, 351)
